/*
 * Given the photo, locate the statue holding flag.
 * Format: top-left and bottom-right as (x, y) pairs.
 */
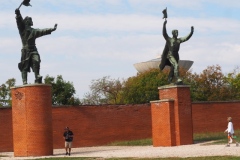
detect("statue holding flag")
(15, 0), (58, 84)
(159, 8), (194, 84)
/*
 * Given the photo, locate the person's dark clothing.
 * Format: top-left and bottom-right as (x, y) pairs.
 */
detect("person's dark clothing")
(63, 130), (74, 142)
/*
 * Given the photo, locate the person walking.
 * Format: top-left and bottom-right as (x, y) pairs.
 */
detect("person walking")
(224, 117), (238, 147)
(63, 127), (74, 156)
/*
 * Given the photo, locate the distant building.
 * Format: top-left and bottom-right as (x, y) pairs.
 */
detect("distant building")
(134, 58), (193, 73)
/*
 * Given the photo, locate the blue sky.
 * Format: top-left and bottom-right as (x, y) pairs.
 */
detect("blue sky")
(1, 0), (240, 99)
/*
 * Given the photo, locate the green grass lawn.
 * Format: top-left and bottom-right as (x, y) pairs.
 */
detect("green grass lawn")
(194, 130), (240, 145)
(108, 130), (240, 146)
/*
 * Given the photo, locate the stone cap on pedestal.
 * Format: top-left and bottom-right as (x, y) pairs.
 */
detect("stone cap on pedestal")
(11, 84), (52, 89)
(158, 85), (190, 90)
(150, 99), (174, 103)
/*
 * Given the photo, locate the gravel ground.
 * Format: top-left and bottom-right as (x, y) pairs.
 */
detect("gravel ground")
(1, 142), (240, 159)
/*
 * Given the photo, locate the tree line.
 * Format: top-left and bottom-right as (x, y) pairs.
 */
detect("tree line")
(82, 65), (240, 104)
(1, 64), (240, 107)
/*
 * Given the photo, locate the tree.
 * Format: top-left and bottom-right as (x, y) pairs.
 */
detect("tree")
(82, 76), (124, 105)
(83, 68), (186, 105)
(184, 65), (231, 101)
(0, 78), (16, 107)
(44, 75), (80, 105)
(122, 69), (169, 104)
(83, 65), (240, 105)
(224, 66), (240, 100)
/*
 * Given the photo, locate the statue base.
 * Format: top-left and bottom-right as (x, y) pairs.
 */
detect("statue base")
(150, 85), (193, 146)
(11, 84), (53, 157)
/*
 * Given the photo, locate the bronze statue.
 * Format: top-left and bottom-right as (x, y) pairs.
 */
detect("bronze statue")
(159, 9), (194, 84)
(15, 3), (57, 85)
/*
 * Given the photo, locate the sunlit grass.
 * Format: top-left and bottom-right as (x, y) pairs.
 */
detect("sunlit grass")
(194, 130), (240, 145)
(108, 130), (240, 146)
(108, 138), (152, 146)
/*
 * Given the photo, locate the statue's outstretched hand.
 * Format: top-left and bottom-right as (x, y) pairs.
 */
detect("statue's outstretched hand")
(52, 24), (58, 31)
(15, 9), (20, 15)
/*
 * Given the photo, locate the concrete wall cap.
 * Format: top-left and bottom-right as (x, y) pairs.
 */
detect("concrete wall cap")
(158, 85), (190, 90)
(150, 99), (174, 103)
(11, 84), (52, 89)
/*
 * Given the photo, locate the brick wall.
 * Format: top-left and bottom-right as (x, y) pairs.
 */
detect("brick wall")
(192, 101), (240, 133)
(1, 101), (240, 152)
(52, 104), (152, 149)
(0, 108), (13, 152)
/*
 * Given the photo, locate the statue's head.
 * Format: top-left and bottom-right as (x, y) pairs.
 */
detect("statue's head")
(23, 16), (33, 27)
(172, 30), (178, 38)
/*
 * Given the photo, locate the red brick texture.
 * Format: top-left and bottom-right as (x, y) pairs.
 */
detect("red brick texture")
(151, 85), (193, 146)
(52, 104), (152, 148)
(192, 101), (240, 133)
(0, 108), (13, 152)
(151, 100), (175, 146)
(11, 84), (53, 157)
(1, 101), (240, 152)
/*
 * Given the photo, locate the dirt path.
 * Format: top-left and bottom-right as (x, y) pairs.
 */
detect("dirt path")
(1, 143), (240, 159)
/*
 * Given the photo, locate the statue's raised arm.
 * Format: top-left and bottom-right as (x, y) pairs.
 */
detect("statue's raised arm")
(179, 26), (194, 43)
(162, 20), (169, 40)
(15, 9), (25, 33)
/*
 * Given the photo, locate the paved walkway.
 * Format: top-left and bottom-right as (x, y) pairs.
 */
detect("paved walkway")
(0, 143), (240, 159)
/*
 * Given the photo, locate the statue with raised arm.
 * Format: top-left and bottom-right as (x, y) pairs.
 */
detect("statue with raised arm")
(159, 15), (194, 84)
(15, 7), (57, 85)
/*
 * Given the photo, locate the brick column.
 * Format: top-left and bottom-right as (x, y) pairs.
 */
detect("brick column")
(151, 85), (193, 146)
(151, 99), (176, 146)
(11, 84), (53, 157)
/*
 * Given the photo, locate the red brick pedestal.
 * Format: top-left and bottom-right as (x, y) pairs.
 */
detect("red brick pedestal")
(151, 85), (193, 146)
(11, 84), (53, 157)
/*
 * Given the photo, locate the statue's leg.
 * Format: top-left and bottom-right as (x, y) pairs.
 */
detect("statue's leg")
(20, 49), (28, 85)
(21, 71), (28, 85)
(21, 61), (28, 85)
(168, 55), (182, 84)
(168, 65), (174, 83)
(32, 55), (42, 83)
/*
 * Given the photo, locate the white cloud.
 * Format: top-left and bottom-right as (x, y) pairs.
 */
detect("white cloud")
(129, 0), (204, 9)
(3, 11), (239, 36)
(1, 0), (240, 98)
